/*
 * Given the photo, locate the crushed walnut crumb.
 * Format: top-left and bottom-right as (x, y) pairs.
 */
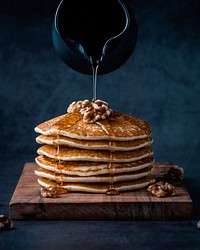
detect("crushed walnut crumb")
(67, 99), (113, 123)
(0, 215), (13, 230)
(147, 181), (176, 198)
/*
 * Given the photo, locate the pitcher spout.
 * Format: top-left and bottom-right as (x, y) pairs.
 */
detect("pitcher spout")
(52, 0), (137, 74)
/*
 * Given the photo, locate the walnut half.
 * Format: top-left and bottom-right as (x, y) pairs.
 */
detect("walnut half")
(147, 181), (176, 198)
(40, 186), (69, 198)
(40, 186), (59, 198)
(165, 165), (184, 181)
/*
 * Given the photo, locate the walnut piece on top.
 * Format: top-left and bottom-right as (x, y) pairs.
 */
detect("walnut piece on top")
(67, 99), (113, 123)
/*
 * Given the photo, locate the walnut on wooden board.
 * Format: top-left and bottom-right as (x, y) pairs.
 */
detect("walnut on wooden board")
(0, 215), (13, 230)
(40, 186), (59, 198)
(40, 186), (69, 198)
(165, 165), (184, 181)
(147, 181), (176, 198)
(67, 99), (113, 123)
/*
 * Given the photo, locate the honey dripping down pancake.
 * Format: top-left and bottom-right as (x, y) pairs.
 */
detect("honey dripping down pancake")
(34, 99), (155, 195)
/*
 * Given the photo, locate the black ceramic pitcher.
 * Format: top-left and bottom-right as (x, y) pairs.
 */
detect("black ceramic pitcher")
(52, 0), (137, 75)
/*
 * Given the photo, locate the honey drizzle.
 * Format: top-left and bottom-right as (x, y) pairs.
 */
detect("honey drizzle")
(108, 152), (114, 187)
(95, 121), (119, 195)
(51, 130), (70, 195)
(53, 131), (63, 184)
(95, 121), (110, 136)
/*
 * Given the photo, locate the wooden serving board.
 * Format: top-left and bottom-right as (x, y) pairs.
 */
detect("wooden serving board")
(9, 162), (193, 220)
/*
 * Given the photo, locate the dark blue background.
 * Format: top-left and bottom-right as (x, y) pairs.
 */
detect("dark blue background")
(0, 0), (200, 249)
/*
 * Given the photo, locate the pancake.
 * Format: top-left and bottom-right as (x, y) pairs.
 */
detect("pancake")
(34, 100), (155, 194)
(35, 111), (151, 141)
(36, 134), (153, 151)
(35, 155), (155, 176)
(37, 145), (153, 162)
(38, 176), (155, 193)
(35, 166), (153, 183)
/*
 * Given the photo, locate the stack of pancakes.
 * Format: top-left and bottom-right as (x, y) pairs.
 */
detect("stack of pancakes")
(34, 110), (155, 194)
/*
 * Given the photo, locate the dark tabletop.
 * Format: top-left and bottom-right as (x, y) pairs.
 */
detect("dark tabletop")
(0, 0), (200, 249)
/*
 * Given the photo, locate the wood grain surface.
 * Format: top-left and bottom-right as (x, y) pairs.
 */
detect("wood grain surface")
(9, 162), (193, 220)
